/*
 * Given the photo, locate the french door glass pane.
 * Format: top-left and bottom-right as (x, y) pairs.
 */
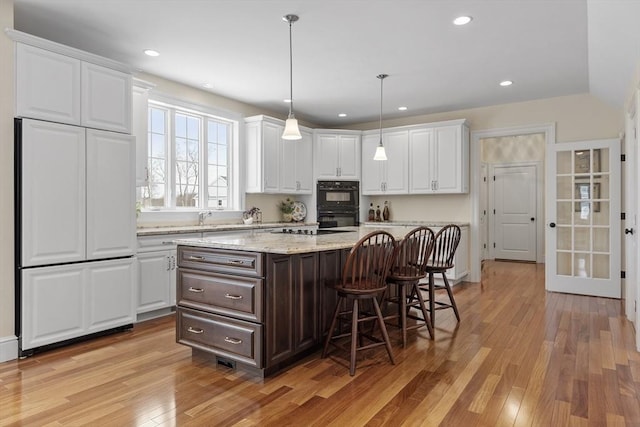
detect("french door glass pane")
(555, 147), (611, 279)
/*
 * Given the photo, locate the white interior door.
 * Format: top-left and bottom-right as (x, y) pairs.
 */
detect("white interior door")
(546, 139), (621, 298)
(491, 164), (537, 261)
(625, 96), (638, 333)
(480, 163), (489, 260)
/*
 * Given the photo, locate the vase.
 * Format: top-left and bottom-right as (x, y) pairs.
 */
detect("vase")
(283, 213), (293, 222)
(243, 217), (253, 225)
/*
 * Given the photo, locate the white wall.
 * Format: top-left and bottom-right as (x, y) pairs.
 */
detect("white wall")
(0, 0), (15, 361)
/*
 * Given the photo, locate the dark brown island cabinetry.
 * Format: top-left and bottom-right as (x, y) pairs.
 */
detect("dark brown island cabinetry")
(176, 245), (349, 377)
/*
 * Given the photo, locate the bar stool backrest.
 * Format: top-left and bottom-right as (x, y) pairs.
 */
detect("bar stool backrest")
(342, 230), (396, 291)
(431, 225), (461, 269)
(393, 226), (436, 276)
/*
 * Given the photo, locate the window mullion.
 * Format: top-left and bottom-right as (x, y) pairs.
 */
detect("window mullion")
(200, 119), (207, 209)
(167, 107), (176, 209)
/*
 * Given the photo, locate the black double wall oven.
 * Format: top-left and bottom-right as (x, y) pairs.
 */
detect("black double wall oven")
(316, 180), (359, 228)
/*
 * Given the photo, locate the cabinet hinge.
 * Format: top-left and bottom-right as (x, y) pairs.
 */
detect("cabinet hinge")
(621, 270), (626, 279)
(493, 176), (496, 181)
(483, 176), (487, 182)
(483, 243), (487, 249)
(493, 242), (496, 248)
(493, 209), (496, 215)
(621, 154), (626, 162)
(622, 212), (626, 220)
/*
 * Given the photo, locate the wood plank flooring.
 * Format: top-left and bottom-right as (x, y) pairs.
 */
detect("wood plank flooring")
(1, 261), (639, 426)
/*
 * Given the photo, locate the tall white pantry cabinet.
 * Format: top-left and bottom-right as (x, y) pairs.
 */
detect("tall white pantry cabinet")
(11, 30), (136, 355)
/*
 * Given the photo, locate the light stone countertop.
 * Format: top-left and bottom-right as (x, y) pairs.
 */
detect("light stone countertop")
(362, 221), (470, 227)
(137, 222), (315, 236)
(174, 225), (429, 254)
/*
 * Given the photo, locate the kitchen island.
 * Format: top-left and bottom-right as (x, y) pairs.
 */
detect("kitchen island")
(173, 224), (467, 377)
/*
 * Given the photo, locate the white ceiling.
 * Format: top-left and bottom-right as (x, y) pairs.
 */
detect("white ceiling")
(12, 0), (640, 127)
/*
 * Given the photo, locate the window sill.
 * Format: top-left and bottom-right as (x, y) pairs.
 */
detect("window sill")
(137, 209), (243, 228)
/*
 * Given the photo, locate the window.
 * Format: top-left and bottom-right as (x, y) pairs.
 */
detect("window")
(141, 101), (235, 210)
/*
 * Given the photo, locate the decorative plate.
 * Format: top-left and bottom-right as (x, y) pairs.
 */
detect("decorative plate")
(291, 201), (307, 222)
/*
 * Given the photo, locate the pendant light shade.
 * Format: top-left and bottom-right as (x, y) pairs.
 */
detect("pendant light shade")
(282, 14), (302, 140)
(374, 74), (388, 161)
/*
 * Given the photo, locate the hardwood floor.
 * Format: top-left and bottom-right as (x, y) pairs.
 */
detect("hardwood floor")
(1, 261), (639, 426)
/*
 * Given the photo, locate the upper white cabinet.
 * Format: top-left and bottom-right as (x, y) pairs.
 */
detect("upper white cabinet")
(245, 115), (312, 194)
(314, 131), (361, 180)
(280, 128), (313, 194)
(15, 40), (132, 134)
(409, 120), (469, 194)
(81, 62), (132, 134)
(132, 79), (154, 187)
(361, 130), (409, 195)
(16, 43), (81, 125)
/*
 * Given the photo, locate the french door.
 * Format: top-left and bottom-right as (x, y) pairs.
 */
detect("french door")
(546, 139), (621, 298)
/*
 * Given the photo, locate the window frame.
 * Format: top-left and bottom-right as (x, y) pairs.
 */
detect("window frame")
(143, 96), (240, 211)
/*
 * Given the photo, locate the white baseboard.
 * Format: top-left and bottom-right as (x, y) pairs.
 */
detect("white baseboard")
(0, 336), (18, 363)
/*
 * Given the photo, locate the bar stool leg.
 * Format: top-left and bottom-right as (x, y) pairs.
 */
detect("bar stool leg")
(372, 297), (395, 365)
(322, 295), (343, 358)
(442, 273), (460, 322)
(412, 282), (434, 339)
(400, 283), (407, 347)
(350, 299), (359, 376)
(429, 272), (436, 328)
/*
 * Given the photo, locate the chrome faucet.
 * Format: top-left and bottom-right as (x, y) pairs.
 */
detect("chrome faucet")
(198, 210), (212, 226)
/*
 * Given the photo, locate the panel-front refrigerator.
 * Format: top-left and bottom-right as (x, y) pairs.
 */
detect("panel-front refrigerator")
(15, 118), (137, 356)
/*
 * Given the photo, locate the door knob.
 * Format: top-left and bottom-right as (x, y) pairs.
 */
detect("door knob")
(530, 217), (535, 222)
(625, 228), (634, 235)
(549, 222), (556, 228)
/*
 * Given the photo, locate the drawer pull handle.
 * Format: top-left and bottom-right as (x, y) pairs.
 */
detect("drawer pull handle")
(224, 337), (242, 345)
(162, 241), (174, 245)
(224, 293), (243, 300)
(188, 287), (204, 293)
(188, 255), (205, 261)
(227, 260), (244, 265)
(187, 327), (204, 334)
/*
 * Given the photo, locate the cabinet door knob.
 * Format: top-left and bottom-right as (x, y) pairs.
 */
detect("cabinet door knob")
(549, 222), (556, 228)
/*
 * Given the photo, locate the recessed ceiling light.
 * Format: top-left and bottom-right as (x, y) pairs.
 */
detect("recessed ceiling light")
(453, 16), (472, 26)
(203, 83), (213, 88)
(284, 99), (292, 103)
(499, 80), (513, 87)
(338, 113), (347, 118)
(144, 49), (160, 57)
(398, 106), (408, 111)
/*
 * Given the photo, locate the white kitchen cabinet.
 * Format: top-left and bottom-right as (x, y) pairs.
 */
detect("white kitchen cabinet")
(15, 41), (132, 134)
(246, 115), (312, 194)
(132, 79), (154, 187)
(245, 116), (282, 193)
(409, 121), (469, 194)
(361, 130), (409, 195)
(81, 62), (132, 133)
(137, 232), (199, 317)
(20, 120), (135, 267)
(280, 128), (313, 194)
(16, 43), (81, 125)
(21, 120), (86, 267)
(314, 131), (361, 180)
(86, 129), (136, 260)
(137, 250), (176, 314)
(21, 258), (135, 351)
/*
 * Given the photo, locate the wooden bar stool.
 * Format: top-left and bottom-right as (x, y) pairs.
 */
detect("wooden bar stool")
(322, 230), (397, 376)
(419, 224), (462, 327)
(385, 226), (435, 346)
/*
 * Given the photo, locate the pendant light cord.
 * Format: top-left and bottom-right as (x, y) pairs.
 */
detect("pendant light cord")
(379, 76), (383, 144)
(288, 18), (294, 117)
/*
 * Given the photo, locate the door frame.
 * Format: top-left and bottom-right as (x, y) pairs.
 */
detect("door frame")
(470, 123), (555, 281)
(488, 161), (544, 263)
(626, 89), (640, 350)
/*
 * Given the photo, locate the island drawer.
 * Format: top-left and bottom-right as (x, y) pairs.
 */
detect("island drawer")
(177, 307), (262, 368)
(177, 268), (263, 322)
(177, 247), (263, 277)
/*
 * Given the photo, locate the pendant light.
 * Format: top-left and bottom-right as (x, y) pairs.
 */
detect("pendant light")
(282, 14), (302, 140)
(373, 73), (388, 161)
